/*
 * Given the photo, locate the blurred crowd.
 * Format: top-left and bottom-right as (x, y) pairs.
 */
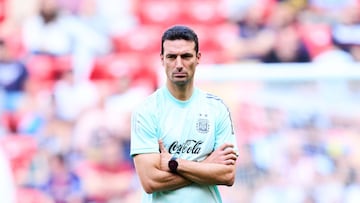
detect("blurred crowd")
(225, 0), (360, 63)
(0, 0), (360, 202)
(220, 83), (360, 203)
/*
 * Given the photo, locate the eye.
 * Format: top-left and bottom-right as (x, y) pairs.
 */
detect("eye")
(181, 54), (193, 59)
(166, 54), (177, 59)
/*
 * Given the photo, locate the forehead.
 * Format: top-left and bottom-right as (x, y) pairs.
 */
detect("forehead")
(163, 39), (196, 54)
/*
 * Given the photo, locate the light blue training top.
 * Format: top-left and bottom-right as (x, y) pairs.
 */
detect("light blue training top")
(130, 86), (238, 203)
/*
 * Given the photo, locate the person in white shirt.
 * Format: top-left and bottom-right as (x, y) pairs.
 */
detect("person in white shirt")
(0, 147), (16, 203)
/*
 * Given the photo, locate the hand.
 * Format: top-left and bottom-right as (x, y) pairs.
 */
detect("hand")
(158, 140), (173, 172)
(203, 143), (238, 165)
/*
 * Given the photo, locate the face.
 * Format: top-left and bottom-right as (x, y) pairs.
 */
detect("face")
(161, 39), (201, 87)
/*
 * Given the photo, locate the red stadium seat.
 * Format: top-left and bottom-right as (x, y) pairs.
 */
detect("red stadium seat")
(17, 187), (53, 203)
(1, 112), (20, 133)
(191, 23), (238, 52)
(0, 28), (25, 59)
(200, 50), (232, 64)
(0, 134), (37, 174)
(25, 55), (58, 81)
(111, 25), (163, 54)
(0, 0), (5, 23)
(24, 54), (73, 91)
(135, 0), (182, 26)
(182, 0), (227, 25)
(298, 23), (333, 59)
(136, 0), (226, 26)
(90, 53), (144, 80)
(90, 52), (158, 89)
(25, 54), (72, 81)
(190, 25), (219, 51)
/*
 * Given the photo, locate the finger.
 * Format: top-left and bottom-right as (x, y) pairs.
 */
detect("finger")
(223, 147), (236, 154)
(217, 143), (234, 151)
(225, 159), (236, 165)
(225, 153), (238, 161)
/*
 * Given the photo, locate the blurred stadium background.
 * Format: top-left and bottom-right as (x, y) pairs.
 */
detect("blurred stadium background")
(1, 0), (360, 202)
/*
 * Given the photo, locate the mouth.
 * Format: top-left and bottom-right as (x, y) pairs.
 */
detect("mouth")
(173, 73), (187, 78)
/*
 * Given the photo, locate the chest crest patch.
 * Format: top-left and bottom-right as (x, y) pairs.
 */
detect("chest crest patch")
(196, 113), (209, 134)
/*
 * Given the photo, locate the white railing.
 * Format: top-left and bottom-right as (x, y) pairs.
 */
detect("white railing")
(196, 62), (360, 81)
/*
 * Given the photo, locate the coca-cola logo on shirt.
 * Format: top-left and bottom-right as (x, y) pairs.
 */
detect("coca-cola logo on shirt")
(169, 140), (203, 155)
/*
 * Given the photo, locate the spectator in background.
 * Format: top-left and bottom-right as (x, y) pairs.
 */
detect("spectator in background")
(59, 0), (139, 42)
(0, 147), (16, 203)
(330, 3), (360, 62)
(75, 0), (108, 36)
(22, 0), (73, 56)
(52, 69), (99, 122)
(225, 0), (273, 62)
(225, 0), (310, 63)
(70, 82), (112, 158)
(91, 0), (139, 35)
(76, 128), (135, 203)
(0, 38), (28, 112)
(22, 0), (111, 81)
(40, 153), (84, 203)
(312, 27), (357, 63)
(261, 24), (311, 63)
(257, 2), (312, 63)
(312, 39), (355, 63)
(307, 0), (358, 22)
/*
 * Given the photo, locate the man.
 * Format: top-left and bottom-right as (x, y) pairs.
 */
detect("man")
(130, 25), (238, 203)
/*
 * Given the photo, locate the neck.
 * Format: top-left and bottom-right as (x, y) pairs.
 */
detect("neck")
(166, 82), (194, 101)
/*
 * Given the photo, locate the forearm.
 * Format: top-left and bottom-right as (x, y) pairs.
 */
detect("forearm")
(145, 169), (192, 193)
(177, 158), (235, 186)
(134, 153), (192, 194)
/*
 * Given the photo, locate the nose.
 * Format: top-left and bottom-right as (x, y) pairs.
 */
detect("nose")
(175, 56), (183, 69)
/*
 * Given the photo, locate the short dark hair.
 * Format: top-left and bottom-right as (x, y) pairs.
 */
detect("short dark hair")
(161, 25), (199, 55)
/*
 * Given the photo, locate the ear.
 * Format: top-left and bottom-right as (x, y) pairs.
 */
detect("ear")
(160, 53), (164, 66)
(197, 52), (201, 63)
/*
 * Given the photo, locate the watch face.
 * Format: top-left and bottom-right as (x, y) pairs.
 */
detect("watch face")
(169, 159), (178, 172)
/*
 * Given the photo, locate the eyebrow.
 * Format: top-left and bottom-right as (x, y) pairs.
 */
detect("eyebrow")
(166, 53), (194, 58)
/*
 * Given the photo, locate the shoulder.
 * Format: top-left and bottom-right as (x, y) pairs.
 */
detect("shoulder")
(196, 89), (232, 117)
(198, 89), (228, 107)
(132, 87), (164, 114)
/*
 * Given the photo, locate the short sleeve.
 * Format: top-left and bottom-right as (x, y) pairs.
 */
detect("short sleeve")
(130, 106), (159, 157)
(214, 101), (238, 153)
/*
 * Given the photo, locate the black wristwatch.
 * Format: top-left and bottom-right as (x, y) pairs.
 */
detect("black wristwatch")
(168, 157), (178, 173)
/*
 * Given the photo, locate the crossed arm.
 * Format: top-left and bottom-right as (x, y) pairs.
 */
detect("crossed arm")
(133, 141), (238, 194)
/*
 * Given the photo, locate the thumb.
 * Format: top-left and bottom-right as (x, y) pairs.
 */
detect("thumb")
(158, 140), (167, 153)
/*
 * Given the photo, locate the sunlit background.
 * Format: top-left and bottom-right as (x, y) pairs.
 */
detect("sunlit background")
(1, 0), (360, 202)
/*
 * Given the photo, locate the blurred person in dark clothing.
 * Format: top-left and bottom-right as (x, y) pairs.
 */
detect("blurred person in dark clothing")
(226, 1), (272, 61)
(0, 38), (28, 112)
(261, 24), (311, 63)
(225, 0), (309, 63)
(41, 153), (84, 203)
